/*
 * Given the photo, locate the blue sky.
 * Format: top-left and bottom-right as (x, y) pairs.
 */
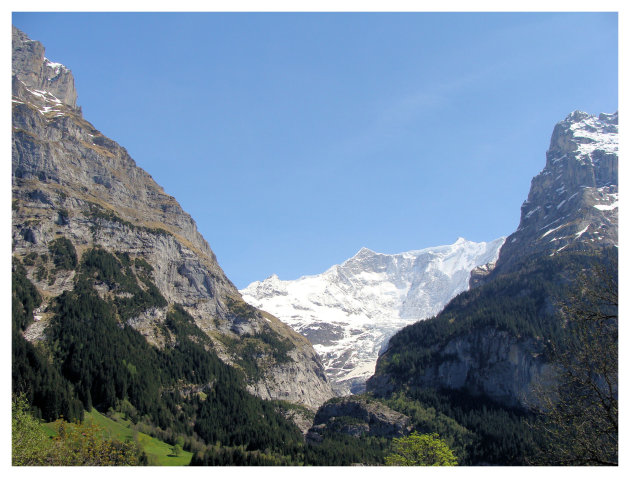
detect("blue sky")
(12, 12), (618, 288)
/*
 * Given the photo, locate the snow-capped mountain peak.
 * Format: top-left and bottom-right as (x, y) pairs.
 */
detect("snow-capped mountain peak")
(241, 237), (505, 394)
(492, 111), (618, 276)
(561, 110), (618, 164)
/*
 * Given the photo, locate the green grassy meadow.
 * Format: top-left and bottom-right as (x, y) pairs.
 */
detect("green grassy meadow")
(44, 409), (193, 466)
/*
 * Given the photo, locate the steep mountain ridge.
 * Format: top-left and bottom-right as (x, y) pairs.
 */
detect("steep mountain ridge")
(241, 237), (504, 394)
(12, 26), (333, 410)
(490, 110), (617, 277)
(367, 110), (618, 410)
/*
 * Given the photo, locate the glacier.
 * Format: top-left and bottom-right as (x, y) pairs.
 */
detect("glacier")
(241, 237), (505, 394)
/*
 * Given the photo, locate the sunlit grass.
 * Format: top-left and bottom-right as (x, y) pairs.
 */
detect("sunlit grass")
(44, 408), (193, 466)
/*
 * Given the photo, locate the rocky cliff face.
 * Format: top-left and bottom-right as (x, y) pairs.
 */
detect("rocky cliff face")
(306, 396), (411, 442)
(12, 27), (78, 109)
(369, 326), (556, 409)
(12, 26), (333, 410)
(431, 328), (556, 408)
(492, 111), (618, 277)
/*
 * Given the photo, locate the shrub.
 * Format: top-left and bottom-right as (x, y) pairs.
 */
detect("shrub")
(385, 432), (458, 466)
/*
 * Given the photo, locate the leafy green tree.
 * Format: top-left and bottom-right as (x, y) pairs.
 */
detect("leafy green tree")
(12, 394), (53, 465)
(171, 443), (183, 457)
(385, 432), (458, 466)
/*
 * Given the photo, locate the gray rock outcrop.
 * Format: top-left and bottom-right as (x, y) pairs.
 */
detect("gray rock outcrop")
(306, 396), (411, 442)
(370, 327), (556, 409)
(13, 27), (78, 109)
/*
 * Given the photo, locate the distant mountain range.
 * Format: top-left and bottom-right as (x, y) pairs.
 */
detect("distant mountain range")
(241, 237), (504, 394)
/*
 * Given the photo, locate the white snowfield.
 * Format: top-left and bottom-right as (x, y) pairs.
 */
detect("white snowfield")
(569, 112), (618, 162)
(241, 237), (505, 394)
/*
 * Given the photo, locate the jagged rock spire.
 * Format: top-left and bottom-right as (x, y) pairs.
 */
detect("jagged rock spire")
(12, 26), (78, 109)
(492, 111), (618, 276)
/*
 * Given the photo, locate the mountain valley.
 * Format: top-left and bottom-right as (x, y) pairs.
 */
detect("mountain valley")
(241, 237), (504, 394)
(11, 24), (618, 467)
